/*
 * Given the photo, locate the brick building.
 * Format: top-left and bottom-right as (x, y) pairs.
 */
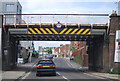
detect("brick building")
(70, 41), (88, 67)
(54, 44), (70, 57)
(60, 44), (70, 57)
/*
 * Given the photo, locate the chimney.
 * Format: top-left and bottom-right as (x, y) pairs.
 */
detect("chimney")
(111, 10), (117, 16)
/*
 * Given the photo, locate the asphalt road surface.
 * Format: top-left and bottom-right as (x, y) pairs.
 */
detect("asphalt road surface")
(21, 58), (118, 81)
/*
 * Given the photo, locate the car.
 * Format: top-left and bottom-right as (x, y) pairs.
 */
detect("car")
(36, 59), (56, 76)
(45, 54), (53, 59)
(70, 57), (74, 61)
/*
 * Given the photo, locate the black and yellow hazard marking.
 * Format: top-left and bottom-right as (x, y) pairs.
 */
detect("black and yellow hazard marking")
(28, 28), (91, 35)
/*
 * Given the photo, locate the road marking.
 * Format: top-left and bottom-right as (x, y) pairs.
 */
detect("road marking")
(84, 73), (105, 79)
(65, 58), (76, 69)
(57, 71), (69, 81)
(56, 72), (61, 76)
(62, 76), (70, 81)
(64, 59), (72, 68)
(19, 60), (39, 80)
(21, 71), (31, 79)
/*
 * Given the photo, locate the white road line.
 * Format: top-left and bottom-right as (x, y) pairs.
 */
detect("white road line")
(21, 71), (31, 79)
(64, 59), (73, 67)
(68, 61), (75, 69)
(21, 62), (37, 80)
(56, 71), (69, 81)
(62, 76), (70, 81)
(65, 59), (76, 69)
(84, 73), (105, 79)
(56, 72), (61, 76)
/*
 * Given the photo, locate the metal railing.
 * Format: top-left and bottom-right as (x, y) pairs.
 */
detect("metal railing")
(3, 14), (109, 26)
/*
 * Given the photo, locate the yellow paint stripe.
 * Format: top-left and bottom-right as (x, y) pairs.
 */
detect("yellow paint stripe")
(88, 32), (91, 35)
(29, 28), (36, 34)
(76, 29), (84, 34)
(71, 29), (78, 34)
(34, 28), (42, 34)
(40, 28), (47, 34)
(65, 29), (73, 34)
(51, 28), (58, 34)
(59, 28), (67, 34)
(82, 29), (90, 35)
(45, 28), (53, 34)
(28, 31), (31, 34)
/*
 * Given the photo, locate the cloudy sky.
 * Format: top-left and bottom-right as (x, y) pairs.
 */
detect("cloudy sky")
(19, 0), (119, 50)
(19, 0), (117, 14)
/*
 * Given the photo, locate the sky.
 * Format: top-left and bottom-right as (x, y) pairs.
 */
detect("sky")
(18, 0), (119, 50)
(19, 0), (118, 14)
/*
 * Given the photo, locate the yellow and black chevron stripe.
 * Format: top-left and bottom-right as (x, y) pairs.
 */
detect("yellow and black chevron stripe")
(28, 28), (91, 35)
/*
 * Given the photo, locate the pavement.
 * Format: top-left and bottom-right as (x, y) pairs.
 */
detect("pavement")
(65, 57), (88, 72)
(2, 57), (39, 80)
(65, 57), (120, 80)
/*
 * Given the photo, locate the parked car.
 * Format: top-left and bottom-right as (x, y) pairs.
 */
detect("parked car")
(36, 59), (56, 76)
(70, 57), (74, 61)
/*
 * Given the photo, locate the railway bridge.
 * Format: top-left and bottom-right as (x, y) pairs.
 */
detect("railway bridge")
(0, 13), (119, 72)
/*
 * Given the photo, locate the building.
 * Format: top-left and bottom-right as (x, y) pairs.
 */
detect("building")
(0, 0), (22, 14)
(59, 44), (70, 57)
(0, 0), (33, 64)
(38, 46), (42, 54)
(118, 1), (120, 15)
(20, 41), (33, 49)
(70, 41), (88, 67)
(0, 0), (22, 24)
(54, 44), (70, 57)
(42, 47), (56, 54)
(54, 47), (60, 57)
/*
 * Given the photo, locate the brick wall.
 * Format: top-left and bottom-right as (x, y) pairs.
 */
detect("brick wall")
(54, 47), (60, 53)
(109, 14), (120, 72)
(59, 44), (70, 57)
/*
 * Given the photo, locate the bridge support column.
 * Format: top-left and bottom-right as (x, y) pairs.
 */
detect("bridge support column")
(2, 26), (18, 71)
(88, 36), (108, 72)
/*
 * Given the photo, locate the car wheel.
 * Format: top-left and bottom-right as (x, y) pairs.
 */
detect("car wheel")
(52, 72), (56, 76)
(36, 72), (40, 76)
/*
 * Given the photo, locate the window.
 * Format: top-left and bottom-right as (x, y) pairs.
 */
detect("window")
(19, 9), (21, 14)
(6, 4), (14, 12)
(38, 60), (53, 64)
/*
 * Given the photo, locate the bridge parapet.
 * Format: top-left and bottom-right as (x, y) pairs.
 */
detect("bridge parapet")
(3, 14), (109, 25)
(3, 14), (109, 36)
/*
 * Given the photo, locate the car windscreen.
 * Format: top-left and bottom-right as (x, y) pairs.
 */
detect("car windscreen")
(38, 60), (53, 64)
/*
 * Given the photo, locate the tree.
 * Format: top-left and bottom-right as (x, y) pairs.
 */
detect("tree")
(70, 44), (78, 53)
(47, 47), (52, 54)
